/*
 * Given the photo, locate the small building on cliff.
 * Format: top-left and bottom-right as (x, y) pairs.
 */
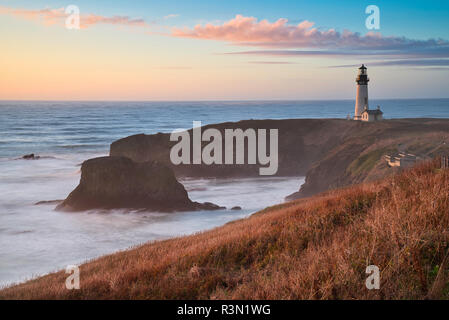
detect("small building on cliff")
(361, 105), (383, 122)
(384, 152), (417, 167)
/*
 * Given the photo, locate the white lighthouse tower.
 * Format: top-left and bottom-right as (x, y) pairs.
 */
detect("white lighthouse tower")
(354, 64), (369, 120)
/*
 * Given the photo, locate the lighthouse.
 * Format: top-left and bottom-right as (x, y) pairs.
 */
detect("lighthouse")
(354, 64), (369, 120)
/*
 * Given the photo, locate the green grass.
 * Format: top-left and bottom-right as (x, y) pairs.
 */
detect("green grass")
(347, 147), (396, 177)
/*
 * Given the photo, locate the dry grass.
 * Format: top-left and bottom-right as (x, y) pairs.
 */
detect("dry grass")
(1, 159), (449, 300)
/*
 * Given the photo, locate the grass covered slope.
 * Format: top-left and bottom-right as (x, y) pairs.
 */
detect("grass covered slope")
(2, 160), (449, 299)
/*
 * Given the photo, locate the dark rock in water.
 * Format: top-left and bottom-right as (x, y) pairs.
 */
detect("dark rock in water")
(231, 206), (242, 211)
(56, 156), (223, 213)
(22, 154), (40, 160)
(194, 202), (226, 211)
(35, 200), (63, 205)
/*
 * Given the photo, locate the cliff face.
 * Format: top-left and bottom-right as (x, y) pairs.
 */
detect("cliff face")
(56, 156), (223, 212)
(110, 118), (449, 199)
(110, 119), (358, 177)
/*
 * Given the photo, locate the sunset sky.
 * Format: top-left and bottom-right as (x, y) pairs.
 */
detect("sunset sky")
(1, 0), (449, 100)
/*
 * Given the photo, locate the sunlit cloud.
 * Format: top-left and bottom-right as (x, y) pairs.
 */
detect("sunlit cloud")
(330, 59), (449, 68)
(172, 14), (449, 56)
(164, 14), (180, 20)
(223, 48), (449, 59)
(81, 14), (147, 29)
(0, 6), (67, 26)
(155, 66), (192, 70)
(0, 6), (149, 29)
(247, 61), (297, 65)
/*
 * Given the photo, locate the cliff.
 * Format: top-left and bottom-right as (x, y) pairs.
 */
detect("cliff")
(110, 119), (357, 177)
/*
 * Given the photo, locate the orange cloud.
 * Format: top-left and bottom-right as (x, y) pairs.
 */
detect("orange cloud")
(0, 6), (66, 25)
(81, 14), (147, 29)
(172, 15), (334, 47)
(0, 6), (148, 29)
(172, 14), (448, 52)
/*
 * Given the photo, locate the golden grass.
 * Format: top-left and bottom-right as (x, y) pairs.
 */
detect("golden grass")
(1, 160), (449, 300)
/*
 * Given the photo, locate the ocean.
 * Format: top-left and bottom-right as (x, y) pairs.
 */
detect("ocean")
(1, 99), (448, 287)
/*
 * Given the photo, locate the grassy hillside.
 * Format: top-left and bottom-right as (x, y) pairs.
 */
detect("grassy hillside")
(1, 160), (449, 300)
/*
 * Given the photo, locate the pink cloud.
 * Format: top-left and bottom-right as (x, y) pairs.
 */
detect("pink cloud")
(0, 6), (148, 29)
(172, 15), (322, 45)
(81, 14), (147, 29)
(172, 14), (447, 51)
(0, 7), (66, 25)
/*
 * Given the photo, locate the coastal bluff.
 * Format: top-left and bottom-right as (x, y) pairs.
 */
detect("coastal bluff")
(110, 118), (449, 199)
(110, 119), (355, 177)
(56, 156), (224, 212)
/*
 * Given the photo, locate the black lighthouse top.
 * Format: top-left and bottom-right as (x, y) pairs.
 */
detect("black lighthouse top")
(356, 64), (369, 85)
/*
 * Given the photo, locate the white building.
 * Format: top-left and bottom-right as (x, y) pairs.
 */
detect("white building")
(361, 105), (383, 121)
(354, 65), (383, 122)
(384, 153), (417, 167)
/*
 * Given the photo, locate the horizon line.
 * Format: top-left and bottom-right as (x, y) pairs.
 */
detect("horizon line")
(1, 97), (449, 103)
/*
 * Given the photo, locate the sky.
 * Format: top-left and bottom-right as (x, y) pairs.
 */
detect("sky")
(1, 0), (449, 100)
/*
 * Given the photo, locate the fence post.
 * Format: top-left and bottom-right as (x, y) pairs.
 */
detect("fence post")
(442, 156), (448, 169)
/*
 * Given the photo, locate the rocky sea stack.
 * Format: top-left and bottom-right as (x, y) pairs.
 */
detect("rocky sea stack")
(56, 156), (224, 212)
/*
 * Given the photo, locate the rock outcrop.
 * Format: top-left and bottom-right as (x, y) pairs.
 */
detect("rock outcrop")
(22, 154), (40, 160)
(35, 200), (63, 205)
(56, 156), (224, 212)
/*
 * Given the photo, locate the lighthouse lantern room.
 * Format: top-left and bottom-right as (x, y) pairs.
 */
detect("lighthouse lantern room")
(354, 64), (369, 120)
